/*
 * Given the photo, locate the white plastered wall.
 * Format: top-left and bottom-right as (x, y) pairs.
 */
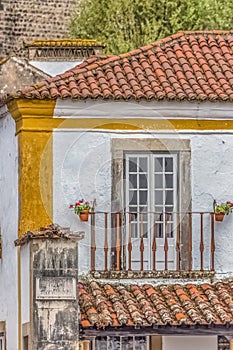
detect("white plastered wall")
(0, 107), (18, 350)
(20, 244), (30, 325)
(163, 335), (217, 350)
(52, 100), (233, 275)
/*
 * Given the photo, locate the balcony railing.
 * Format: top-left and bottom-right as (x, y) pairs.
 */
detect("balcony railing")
(87, 211), (216, 275)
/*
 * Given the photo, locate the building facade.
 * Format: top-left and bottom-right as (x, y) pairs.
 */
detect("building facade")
(1, 31), (233, 349)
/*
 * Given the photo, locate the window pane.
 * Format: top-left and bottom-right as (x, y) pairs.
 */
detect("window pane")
(129, 174), (137, 189)
(135, 337), (147, 350)
(154, 190), (163, 205)
(139, 174), (147, 188)
(165, 205), (173, 213)
(132, 223), (138, 238)
(165, 190), (173, 205)
(154, 206), (163, 214)
(122, 337), (134, 350)
(129, 190), (137, 205)
(96, 337), (107, 350)
(165, 157), (173, 172)
(154, 157), (163, 172)
(129, 207), (138, 221)
(109, 337), (120, 350)
(129, 157), (137, 172)
(154, 174), (163, 188)
(156, 223), (163, 238)
(139, 157), (148, 172)
(165, 174), (173, 189)
(139, 191), (147, 205)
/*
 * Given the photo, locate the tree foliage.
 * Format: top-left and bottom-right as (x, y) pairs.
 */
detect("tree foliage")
(70, 0), (233, 54)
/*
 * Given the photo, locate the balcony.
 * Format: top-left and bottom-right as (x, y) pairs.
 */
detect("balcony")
(86, 211), (216, 279)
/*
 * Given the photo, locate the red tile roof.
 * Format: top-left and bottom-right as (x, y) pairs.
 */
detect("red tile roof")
(15, 31), (233, 102)
(79, 280), (233, 329)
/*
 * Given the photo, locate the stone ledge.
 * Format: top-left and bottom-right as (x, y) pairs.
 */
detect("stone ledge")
(90, 270), (215, 280)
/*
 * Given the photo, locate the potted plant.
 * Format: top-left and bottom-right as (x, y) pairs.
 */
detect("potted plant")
(69, 199), (96, 221)
(214, 201), (233, 222)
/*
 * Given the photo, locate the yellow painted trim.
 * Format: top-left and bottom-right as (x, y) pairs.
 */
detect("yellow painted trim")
(18, 247), (21, 350)
(8, 100), (55, 237)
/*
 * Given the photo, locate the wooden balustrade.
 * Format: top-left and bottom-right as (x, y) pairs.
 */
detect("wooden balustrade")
(89, 211), (216, 273)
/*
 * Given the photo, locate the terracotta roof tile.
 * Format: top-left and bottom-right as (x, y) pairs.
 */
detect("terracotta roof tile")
(14, 224), (84, 246)
(14, 31), (233, 102)
(79, 280), (233, 329)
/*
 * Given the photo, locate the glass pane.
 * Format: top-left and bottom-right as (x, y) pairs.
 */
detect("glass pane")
(166, 223), (174, 238)
(129, 190), (137, 205)
(122, 337), (134, 350)
(135, 337), (147, 350)
(154, 174), (163, 188)
(154, 190), (163, 205)
(139, 157), (148, 172)
(139, 206), (148, 213)
(165, 190), (173, 205)
(143, 223), (148, 238)
(129, 207), (138, 221)
(165, 205), (173, 213)
(165, 174), (173, 189)
(132, 223), (138, 238)
(96, 337), (107, 350)
(154, 157), (163, 172)
(108, 337), (120, 350)
(139, 190), (147, 205)
(154, 206), (163, 214)
(129, 157), (137, 172)
(129, 174), (137, 189)
(165, 157), (173, 172)
(139, 174), (147, 188)
(156, 223), (163, 238)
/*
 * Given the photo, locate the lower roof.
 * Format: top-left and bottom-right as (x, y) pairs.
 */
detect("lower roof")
(79, 280), (233, 330)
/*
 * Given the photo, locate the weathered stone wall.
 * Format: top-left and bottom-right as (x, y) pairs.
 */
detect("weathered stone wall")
(31, 239), (79, 350)
(0, 0), (78, 59)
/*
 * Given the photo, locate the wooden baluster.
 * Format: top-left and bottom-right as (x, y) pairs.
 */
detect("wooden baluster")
(104, 212), (108, 272)
(128, 212), (132, 271)
(164, 213), (168, 271)
(91, 212), (96, 272)
(176, 212), (180, 271)
(116, 212), (121, 271)
(188, 212), (193, 271)
(200, 212), (204, 271)
(152, 213), (157, 271)
(140, 212), (144, 271)
(211, 212), (215, 271)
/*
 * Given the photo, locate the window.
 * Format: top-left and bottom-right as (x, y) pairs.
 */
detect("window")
(93, 336), (149, 350)
(125, 152), (178, 270)
(111, 138), (191, 271)
(218, 336), (229, 350)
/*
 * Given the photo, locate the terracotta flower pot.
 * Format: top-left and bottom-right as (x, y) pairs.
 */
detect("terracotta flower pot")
(79, 210), (89, 222)
(215, 213), (225, 222)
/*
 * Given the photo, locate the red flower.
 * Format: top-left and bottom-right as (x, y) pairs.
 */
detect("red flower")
(69, 204), (74, 208)
(79, 199), (83, 203)
(75, 202), (80, 206)
(85, 201), (89, 205)
(227, 201), (233, 206)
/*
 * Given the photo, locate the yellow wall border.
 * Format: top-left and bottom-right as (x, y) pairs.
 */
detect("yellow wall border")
(8, 100), (56, 237)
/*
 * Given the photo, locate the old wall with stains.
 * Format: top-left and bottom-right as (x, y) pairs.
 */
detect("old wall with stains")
(31, 239), (79, 350)
(0, 106), (18, 350)
(0, 0), (78, 59)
